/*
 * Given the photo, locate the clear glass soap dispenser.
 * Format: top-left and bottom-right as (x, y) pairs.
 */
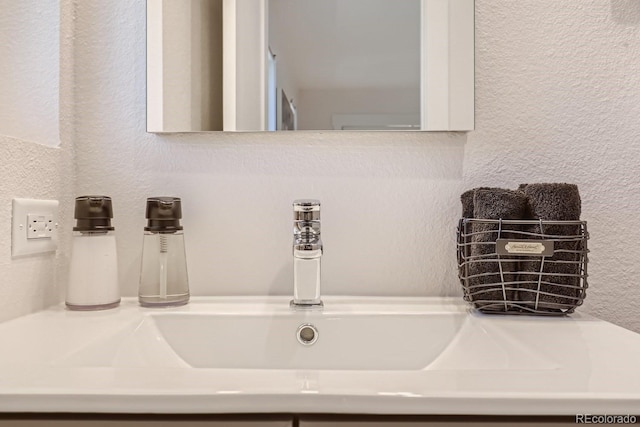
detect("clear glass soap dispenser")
(138, 197), (190, 307)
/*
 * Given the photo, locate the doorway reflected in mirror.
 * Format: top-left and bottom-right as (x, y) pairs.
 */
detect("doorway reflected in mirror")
(269, 0), (420, 131)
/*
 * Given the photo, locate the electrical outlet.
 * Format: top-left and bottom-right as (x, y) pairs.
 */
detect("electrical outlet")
(12, 198), (59, 257)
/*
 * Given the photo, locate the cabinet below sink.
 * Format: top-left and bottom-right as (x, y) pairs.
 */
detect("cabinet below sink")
(0, 414), (626, 426)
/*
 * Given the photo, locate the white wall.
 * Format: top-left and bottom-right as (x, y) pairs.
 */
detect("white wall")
(72, 1), (463, 299)
(69, 1), (640, 333)
(0, 1), (75, 323)
(0, 0), (59, 146)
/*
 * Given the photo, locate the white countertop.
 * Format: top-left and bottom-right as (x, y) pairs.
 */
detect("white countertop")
(0, 296), (639, 415)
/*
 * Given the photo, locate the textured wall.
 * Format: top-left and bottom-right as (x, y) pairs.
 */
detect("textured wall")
(466, 1), (640, 331)
(0, 137), (73, 323)
(0, 2), (75, 323)
(69, 1), (640, 332)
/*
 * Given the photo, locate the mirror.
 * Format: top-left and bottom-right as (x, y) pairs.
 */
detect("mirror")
(147, 0), (474, 132)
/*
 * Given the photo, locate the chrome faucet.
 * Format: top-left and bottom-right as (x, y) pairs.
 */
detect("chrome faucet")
(291, 199), (323, 308)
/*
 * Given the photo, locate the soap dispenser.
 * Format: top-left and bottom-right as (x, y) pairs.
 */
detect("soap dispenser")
(66, 196), (120, 310)
(138, 197), (190, 307)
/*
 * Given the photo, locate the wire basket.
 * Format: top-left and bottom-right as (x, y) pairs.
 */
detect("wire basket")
(457, 218), (589, 315)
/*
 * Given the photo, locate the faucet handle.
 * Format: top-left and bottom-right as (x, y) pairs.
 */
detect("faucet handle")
(293, 199), (320, 222)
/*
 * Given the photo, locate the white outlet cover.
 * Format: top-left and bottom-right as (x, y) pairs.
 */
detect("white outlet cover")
(12, 198), (59, 257)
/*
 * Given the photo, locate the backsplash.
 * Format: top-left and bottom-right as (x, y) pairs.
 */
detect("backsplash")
(1, 1), (639, 333)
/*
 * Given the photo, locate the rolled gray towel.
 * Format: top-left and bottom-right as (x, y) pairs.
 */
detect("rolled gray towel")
(460, 187), (502, 218)
(461, 189), (475, 219)
(459, 190), (475, 285)
(460, 187), (503, 272)
(467, 188), (528, 311)
(518, 183), (582, 312)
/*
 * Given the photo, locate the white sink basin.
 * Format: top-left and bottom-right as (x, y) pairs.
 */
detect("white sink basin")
(142, 311), (465, 370)
(57, 298), (561, 372)
(60, 308), (467, 370)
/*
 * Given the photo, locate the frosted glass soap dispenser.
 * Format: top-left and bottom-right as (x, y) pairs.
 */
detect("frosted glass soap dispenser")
(66, 196), (120, 310)
(138, 197), (190, 307)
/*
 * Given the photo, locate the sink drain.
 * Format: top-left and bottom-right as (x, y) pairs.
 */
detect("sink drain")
(296, 324), (319, 346)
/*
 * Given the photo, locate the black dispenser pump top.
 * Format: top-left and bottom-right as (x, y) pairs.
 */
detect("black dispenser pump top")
(145, 197), (183, 233)
(73, 195), (114, 232)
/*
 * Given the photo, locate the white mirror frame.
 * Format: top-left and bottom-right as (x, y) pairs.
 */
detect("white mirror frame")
(148, 0), (474, 132)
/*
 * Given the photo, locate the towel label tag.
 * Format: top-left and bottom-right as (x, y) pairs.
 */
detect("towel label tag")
(496, 239), (554, 256)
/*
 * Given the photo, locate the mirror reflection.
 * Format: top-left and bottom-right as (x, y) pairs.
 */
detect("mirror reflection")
(267, 0), (421, 131)
(146, 0), (474, 133)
